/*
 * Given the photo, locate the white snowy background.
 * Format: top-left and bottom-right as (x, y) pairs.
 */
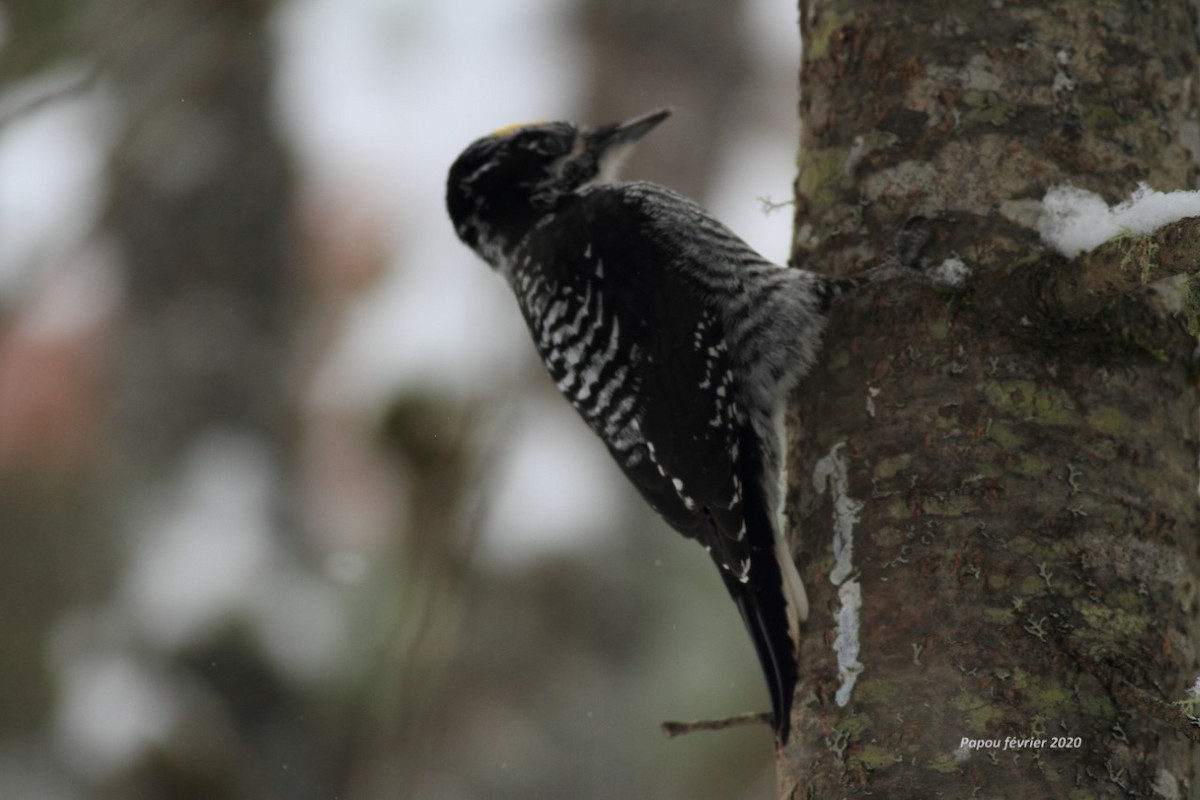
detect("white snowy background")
(0, 0), (803, 797)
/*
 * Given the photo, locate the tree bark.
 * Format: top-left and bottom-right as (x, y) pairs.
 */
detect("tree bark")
(784, 1), (1200, 797)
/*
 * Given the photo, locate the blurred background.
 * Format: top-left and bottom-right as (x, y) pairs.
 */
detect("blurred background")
(0, 0), (799, 796)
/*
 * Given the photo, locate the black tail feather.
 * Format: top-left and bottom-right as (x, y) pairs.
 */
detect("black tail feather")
(717, 424), (802, 745)
(718, 547), (799, 744)
(710, 424), (806, 743)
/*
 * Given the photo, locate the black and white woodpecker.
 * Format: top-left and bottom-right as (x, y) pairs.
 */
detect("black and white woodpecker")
(446, 108), (929, 744)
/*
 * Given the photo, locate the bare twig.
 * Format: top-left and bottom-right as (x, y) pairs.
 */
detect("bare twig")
(661, 710), (772, 738)
(757, 195), (795, 215)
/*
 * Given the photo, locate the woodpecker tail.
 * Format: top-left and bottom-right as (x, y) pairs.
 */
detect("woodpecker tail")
(719, 429), (807, 745)
(717, 537), (803, 745)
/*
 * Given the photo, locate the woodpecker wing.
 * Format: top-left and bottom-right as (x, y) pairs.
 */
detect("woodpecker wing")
(512, 181), (801, 741)
(597, 183), (804, 741)
(624, 301), (750, 577)
(570, 184), (753, 575)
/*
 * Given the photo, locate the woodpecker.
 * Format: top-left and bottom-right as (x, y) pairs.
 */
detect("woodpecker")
(446, 108), (930, 744)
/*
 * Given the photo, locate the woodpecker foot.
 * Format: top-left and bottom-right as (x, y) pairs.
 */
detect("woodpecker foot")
(890, 214), (971, 290)
(893, 214), (941, 272)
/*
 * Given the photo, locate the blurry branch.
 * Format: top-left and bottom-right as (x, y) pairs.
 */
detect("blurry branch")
(353, 393), (485, 795)
(0, 66), (97, 130)
(661, 710), (771, 738)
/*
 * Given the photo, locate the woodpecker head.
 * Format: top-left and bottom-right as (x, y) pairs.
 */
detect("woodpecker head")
(446, 108), (671, 267)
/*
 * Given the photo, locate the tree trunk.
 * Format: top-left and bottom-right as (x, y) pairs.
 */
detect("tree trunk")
(783, 1), (1200, 797)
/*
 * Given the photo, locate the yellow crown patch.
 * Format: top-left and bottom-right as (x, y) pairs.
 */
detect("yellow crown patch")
(489, 120), (546, 137)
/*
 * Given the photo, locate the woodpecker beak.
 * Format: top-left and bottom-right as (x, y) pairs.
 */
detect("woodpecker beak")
(589, 107), (672, 151)
(586, 108), (672, 182)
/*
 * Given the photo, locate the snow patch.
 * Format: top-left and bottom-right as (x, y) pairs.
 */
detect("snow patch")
(1038, 184), (1200, 258)
(931, 256), (970, 288)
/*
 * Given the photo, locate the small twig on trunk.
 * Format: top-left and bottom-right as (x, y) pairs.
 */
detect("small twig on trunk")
(660, 710), (772, 738)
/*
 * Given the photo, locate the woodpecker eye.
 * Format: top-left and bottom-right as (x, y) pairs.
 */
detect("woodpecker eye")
(509, 130), (567, 157)
(535, 136), (568, 156)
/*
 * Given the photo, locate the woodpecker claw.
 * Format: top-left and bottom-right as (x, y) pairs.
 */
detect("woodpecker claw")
(893, 214), (944, 272)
